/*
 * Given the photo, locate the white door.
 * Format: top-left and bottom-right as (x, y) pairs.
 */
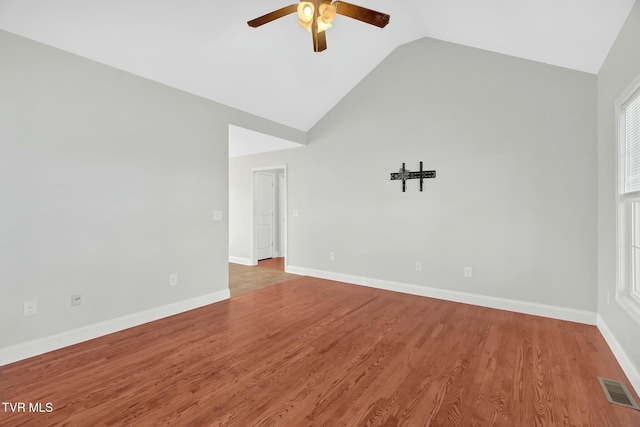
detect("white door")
(279, 173), (286, 258)
(255, 172), (274, 260)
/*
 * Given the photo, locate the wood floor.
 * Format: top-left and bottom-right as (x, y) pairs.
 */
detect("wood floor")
(257, 257), (285, 271)
(228, 260), (298, 297)
(1, 277), (639, 426)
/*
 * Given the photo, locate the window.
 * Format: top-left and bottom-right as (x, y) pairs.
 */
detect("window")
(618, 81), (640, 322)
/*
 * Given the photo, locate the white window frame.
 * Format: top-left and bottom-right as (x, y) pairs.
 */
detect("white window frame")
(617, 74), (640, 324)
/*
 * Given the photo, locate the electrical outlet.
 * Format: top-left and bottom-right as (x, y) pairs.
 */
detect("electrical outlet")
(169, 274), (178, 287)
(329, 252), (336, 261)
(71, 294), (82, 307)
(415, 262), (422, 271)
(24, 300), (37, 316)
(464, 267), (473, 278)
(293, 210), (300, 217)
(213, 211), (223, 221)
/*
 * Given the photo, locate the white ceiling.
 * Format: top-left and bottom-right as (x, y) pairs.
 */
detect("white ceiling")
(0, 0), (635, 132)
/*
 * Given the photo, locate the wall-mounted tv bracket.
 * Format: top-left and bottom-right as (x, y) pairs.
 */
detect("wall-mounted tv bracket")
(390, 161), (436, 192)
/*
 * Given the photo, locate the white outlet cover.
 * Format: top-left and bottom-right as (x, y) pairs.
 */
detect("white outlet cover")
(329, 252), (335, 261)
(170, 274), (178, 287)
(293, 210), (300, 217)
(213, 211), (223, 221)
(416, 262), (422, 271)
(71, 294), (82, 307)
(464, 267), (473, 278)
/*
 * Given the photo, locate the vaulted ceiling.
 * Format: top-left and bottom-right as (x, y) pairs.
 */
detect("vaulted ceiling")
(0, 0), (635, 131)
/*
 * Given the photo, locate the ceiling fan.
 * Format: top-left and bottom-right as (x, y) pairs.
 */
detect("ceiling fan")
(247, 1), (390, 52)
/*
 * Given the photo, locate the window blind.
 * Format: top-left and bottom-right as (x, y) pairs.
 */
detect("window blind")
(625, 89), (640, 194)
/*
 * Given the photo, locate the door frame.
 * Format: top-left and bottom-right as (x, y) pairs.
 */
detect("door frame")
(252, 165), (288, 266)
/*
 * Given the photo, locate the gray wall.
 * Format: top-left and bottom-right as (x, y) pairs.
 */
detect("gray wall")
(598, 2), (640, 371)
(230, 37), (598, 311)
(0, 30), (302, 349)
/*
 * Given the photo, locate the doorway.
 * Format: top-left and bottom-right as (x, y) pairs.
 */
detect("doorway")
(252, 166), (287, 270)
(254, 171), (274, 261)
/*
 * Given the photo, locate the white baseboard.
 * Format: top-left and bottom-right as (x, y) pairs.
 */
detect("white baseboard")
(229, 256), (255, 266)
(0, 289), (230, 367)
(597, 315), (640, 395)
(286, 265), (597, 325)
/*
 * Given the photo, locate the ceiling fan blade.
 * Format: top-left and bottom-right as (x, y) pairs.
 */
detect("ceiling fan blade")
(247, 4), (298, 28)
(314, 29), (327, 52)
(333, 1), (390, 28)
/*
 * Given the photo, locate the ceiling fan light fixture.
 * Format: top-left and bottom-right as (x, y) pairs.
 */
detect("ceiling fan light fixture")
(317, 3), (336, 32)
(298, 19), (312, 31)
(317, 21), (332, 33)
(297, 2), (314, 20)
(319, 4), (336, 24)
(297, 2), (314, 32)
(303, 4), (313, 17)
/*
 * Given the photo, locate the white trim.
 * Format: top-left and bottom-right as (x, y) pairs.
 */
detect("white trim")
(229, 256), (255, 266)
(615, 293), (640, 325)
(0, 289), (230, 367)
(597, 315), (640, 395)
(286, 265), (597, 325)
(252, 165), (289, 172)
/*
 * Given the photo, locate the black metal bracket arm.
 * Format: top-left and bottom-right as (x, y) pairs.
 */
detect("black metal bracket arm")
(390, 161), (436, 192)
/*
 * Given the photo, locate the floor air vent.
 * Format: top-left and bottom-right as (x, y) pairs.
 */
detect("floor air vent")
(597, 377), (640, 410)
